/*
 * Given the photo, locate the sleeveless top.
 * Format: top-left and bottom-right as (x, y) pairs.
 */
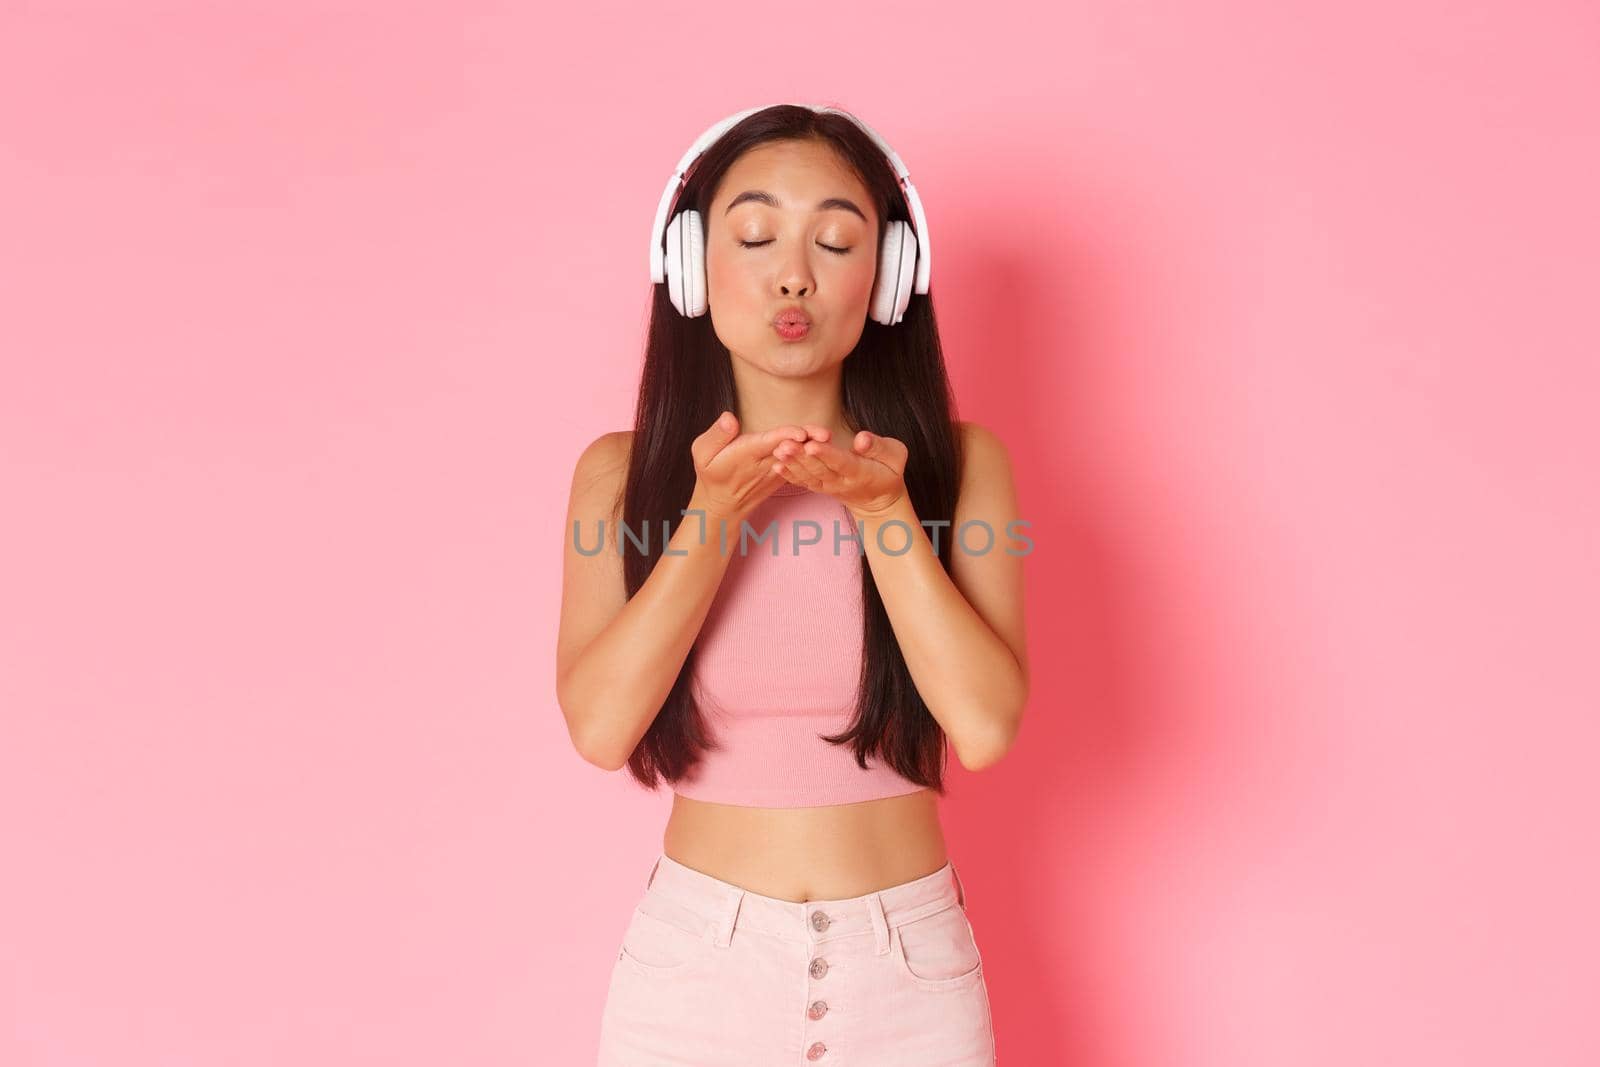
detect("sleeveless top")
(672, 481), (928, 807)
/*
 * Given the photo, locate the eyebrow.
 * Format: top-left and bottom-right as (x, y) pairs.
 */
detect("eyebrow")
(723, 189), (868, 223)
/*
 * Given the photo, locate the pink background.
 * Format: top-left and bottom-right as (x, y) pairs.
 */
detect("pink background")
(3, 2), (1597, 1064)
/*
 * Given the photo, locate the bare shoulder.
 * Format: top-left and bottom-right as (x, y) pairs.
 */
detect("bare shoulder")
(955, 419), (1016, 502)
(957, 419), (1008, 460)
(573, 429), (633, 476)
(568, 429), (633, 519)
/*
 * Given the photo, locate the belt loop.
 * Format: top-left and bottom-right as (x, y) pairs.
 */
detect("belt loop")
(646, 855), (662, 890)
(709, 888), (743, 948)
(950, 861), (966, 908)
(867, 892), (890, 956)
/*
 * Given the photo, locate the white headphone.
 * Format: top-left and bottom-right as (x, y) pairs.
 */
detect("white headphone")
(648, 103), (932, 326)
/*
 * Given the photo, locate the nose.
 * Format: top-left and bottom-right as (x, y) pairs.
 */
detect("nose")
(778, 254), (813, 298)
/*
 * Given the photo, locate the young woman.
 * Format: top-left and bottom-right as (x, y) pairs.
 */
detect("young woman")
(557, 103), (1029, 1065)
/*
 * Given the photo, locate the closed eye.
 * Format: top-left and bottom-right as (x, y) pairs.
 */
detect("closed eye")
(740, 240), (851, 256)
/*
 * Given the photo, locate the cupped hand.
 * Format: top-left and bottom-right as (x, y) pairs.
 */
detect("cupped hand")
(690, 411), (808, 521)
(771, 424), (909, 518)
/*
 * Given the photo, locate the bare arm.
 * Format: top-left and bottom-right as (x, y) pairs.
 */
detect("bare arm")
(852, 422), (1029, 770)
(771, 419), (1030, 771)
(554, 417), (808, 771)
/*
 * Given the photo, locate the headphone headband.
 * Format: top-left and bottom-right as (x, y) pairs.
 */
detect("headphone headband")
(647, 102), (931, 297)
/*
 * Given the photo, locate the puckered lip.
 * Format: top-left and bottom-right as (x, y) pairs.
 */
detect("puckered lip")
(772, 306), (812, 327)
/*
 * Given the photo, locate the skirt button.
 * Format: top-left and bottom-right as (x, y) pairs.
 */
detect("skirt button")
(806, 1041), (828, 1060)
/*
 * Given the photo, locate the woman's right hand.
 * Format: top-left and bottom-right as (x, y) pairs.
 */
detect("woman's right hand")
(689, 410), (808, 522)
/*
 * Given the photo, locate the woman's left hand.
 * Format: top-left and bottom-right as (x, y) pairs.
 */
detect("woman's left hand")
(771, 425), (909, 519)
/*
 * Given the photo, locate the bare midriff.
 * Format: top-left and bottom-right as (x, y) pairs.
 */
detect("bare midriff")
(661, 787), (949, 903)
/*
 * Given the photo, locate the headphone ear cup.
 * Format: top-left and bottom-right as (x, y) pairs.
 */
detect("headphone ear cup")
(664, 209), (707, 317)
(663, 211), (686, 315)
(871, 220), (918, 325)
(680, 210), (707, 317)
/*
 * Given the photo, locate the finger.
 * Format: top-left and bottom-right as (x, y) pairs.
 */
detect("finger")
(802, 424), (832, 442)
(717, 426), (810, 493)
(774, 456), (822, 490)
(725, 424), (808, 465)
(772, 436), (812, 462)
(763, 424), (812, 448)
(769, 440), (808, 485)
(852, 430), (907, 468)
(758, 446), (814, 492)
(705, 424), (806, 488)
(746, 462), (790, 498)
(794, 438), (846, 478)
(691, 410), (741, 471)
(769, 457), (808, 489)
(847, 431), (909, 480)
(775, 436), (828, 475)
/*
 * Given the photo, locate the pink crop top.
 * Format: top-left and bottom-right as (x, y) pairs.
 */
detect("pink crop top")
(673, 482), (928, 808)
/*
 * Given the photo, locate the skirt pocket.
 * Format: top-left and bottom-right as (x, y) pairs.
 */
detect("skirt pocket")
(615, 890), (715, 980)
(890, 901), (986, 991)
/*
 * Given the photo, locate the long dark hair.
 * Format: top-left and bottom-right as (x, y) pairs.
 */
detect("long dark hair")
(620, 104), (964, 794)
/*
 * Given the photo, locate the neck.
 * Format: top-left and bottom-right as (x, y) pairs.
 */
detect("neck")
(730, 358), (856, 442)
